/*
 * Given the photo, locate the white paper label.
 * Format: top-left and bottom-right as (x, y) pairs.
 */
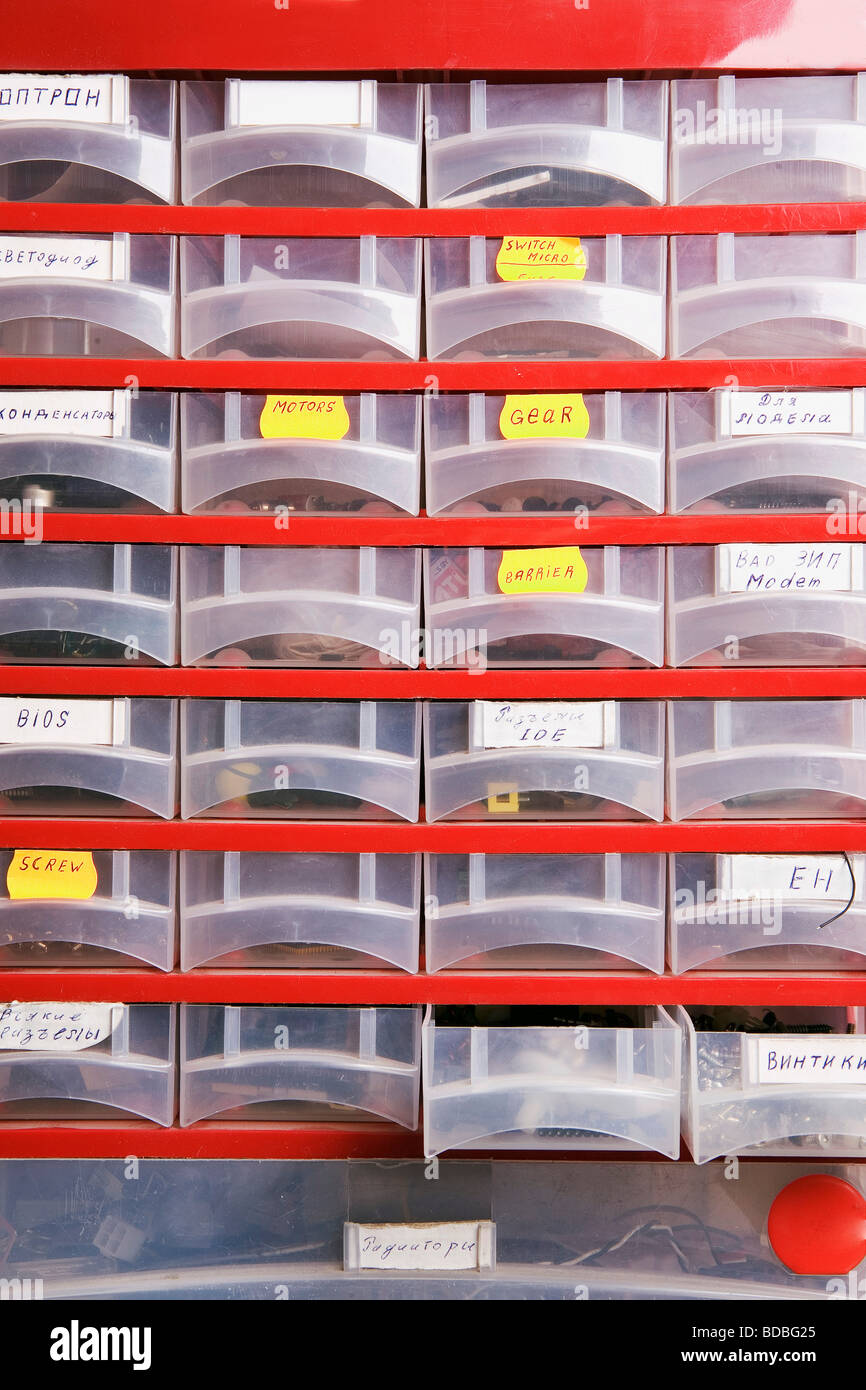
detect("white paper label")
(0, 699), (124, 747)
(727, 390), (854, 437)
(232, 80), (371, 129)
(0, 236), (113, 281)
(0, 390), (120, 439)
(755, 1035), (866, 1085)
(0, 75), (120, 125)
(0, 1002), (122, 1052)
(478, 700), (613, 749)
(344, 1221), (495, 1272)
(718, 544), (859, 594)
(722, 854), (862, 904)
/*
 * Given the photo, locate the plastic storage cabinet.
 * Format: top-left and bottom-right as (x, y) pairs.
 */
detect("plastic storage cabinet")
(180, 851), (420, 971)
(668, 388), (866, 514)
(181, 698), (421, 821)
(0, 232), (176, 358)
(179, 1004), (422, 1128)
(422, 1006), (682, 1158)
(181, 80), (422, 208)
(180, 235), (422, 361)
(0, 74), (176, 204)
(671, 232), (866, 359)
(181, 391), (421, 516)
(424, 853), (665, 972)
(425, 235), (666, 360)
(678, 1005), (866, 1164)
(667, 543), (866, 667)
(0, 542), (177, 666)
(425, 79), (668, 208)
(0, 1002), (175, 1125)
(0, 696), (177, 819)
(671, 74), (866, 206)
(670, 852), (866, 974)
(668, 699), (866, 821)
(425, 546), (664, 668)
(181, 545), (421, 668)
(425, 391), (665, 516)
(424, 700), (665, 822)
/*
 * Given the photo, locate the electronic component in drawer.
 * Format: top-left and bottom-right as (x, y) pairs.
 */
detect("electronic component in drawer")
(180, 235), (422, 361)
(425, 235), (666, 360)
(425, 546), (664, 668)
(0, 232), (176, 358)
(181, 391), (420, 516)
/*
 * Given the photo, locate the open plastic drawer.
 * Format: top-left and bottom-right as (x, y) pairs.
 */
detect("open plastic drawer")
(670, 852), (866, 974)
(181, 391), (420, 516)
(668, 543), (866, 667)
(424, 700), (665, 822)
(0, 1002), (175, 1124)
(425, 546), (664, 667)
(0, 696), (176, 819)
(181, 235), (422, 360)
(181, 546), (421, 668)
(0, 74), (176, 204)
(0, 232), (175, 357)
(0, 542), (176, 665)
(425, 78), (667, 208)
(422, 1006), (681, 1158)
(425, 390), (665, 516)
(425, 853), (665, 972)
(181, 79), (422, 208)
(0, 849), (176, 971)
(671, 232), (866, 359)
(669, 388), (866, 514)
(180, 1005), (421, 1127)
(181, 851), (420, 971)
(679, 1005), (866, 1163)
(425, 235), (666, 360)
(181, 699), (421, 821)
(672, 74), (866, 206)
(668, 699), (866, 821)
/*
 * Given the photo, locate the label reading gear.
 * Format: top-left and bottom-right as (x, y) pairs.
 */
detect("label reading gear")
(495, 236), (587, 282)
(497, 546), (588, 595)
(259, 395), (350, 441)
(499, 394), (590, 441)
(6, 850), (98, 901)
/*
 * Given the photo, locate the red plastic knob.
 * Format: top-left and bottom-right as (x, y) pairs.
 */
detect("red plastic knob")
(768, 1174), (866, 1275)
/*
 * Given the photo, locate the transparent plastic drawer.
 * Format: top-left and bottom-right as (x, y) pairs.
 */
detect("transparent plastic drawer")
(671, 233), (866, 359)
(0, 696), (177, 819)
(424, 700), (665, 822)
(425, 235), (666, 360)
(672, 75), (866, 206)
(181, 80), (422, 208)
(670, 852), (866, 974)
(181, 546), (420, 668)
(180, 1004), (421, 1127)
(181, 391), (420, 516)
(0, 232), (176, 358)
(425, 546), (664, 668)
(668, 543), (866, 667)
(0, 849), (175, 971)
(668, 699), (866, 821)
(181, 235), (422, 361)
(181, 699), (421, 821)
(0, 75), (176, 204)
(679, 1005), (866, 1164)
(426, 79), (667, 208)
(180, 851), (420, 971)
(0, 542), (177, 665)
(423, 1006), (681, 1158)
(425, 391), (665, 516)
(0, 1002), (175, 1124)
(425, 853), (665, 972)
(669, 388), (866, 514)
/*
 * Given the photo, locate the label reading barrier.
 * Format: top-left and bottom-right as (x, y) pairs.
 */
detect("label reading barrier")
(497, 546), (588, 595)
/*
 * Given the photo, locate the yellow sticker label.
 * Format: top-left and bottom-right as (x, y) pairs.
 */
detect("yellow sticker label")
(486, 785), (520, 814)
(6, 850), (97, 901)
(495, 236), (587, 282)
(497, 547), (589, 595)
(259, 395), (350, 440)
(499, 394), (590, 441)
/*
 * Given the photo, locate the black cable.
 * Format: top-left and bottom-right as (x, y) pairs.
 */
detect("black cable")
(817, 849), (856, 929)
